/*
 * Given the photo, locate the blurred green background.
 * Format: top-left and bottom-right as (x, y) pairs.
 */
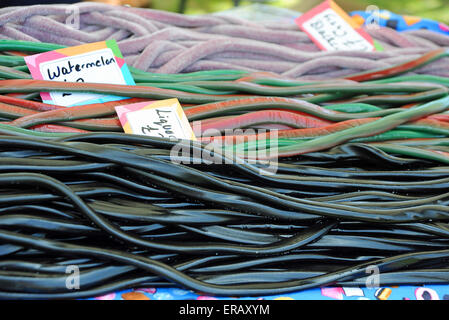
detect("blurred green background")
(149, 0), (449, 24)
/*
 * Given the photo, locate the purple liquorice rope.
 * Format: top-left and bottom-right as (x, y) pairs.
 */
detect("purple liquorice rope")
(15, 24), (84, 46)
(1, 2), (449, 78)
(25, 15), (115, 43)
(0, 24), (39, 42)
(282, 56), (390, 78)
(194, 25), (311, 44)
(132, 40), (185, 70)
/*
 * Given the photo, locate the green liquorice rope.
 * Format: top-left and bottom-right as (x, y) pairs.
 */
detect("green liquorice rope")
(0, 123), (74, 138)
(233, 95), (449, 158)
(0, 40), (65, 53)
(0, 40), (447, 108)
(1, 40), (449, 94)
(397, 124), (449, 136)
(178, 81), (442, 95)
(0, 55), (28, 67)
(323, 103), (383, 113)
(135, 82), (237, 95)
(384, 138), (449, 147)
(223, 130), (442, 154)
(366, 75), (449, 87)
(0, 40), (249, 81)
(0, 65), (31, 79)
(374, 143), (449, 165)
(3, 61), (443, 99)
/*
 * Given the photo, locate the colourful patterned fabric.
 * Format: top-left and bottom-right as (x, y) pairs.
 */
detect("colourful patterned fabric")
(89, 285), (449, 300)
(350, 10), (449, 36)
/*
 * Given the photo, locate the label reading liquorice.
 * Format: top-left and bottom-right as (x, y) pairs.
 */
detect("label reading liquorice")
(115, 99), (196, 141)
(295, 0), (375, 52)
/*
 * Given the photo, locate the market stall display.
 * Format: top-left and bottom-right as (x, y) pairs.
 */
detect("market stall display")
(0, 2), (449, 300)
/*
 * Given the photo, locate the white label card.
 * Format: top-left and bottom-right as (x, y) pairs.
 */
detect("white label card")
(127, 105), (187, 139)
(301, 8), (374, 51)
(115, 99), (196, 141)
(39, 48), (127, 106)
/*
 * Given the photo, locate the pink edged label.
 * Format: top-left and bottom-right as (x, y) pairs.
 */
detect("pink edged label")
(23, 40), (135, 107)
(25, 51), (67, 80)
(115, 101), (151, 121)
(295, 0), (375, 52)
(115, 99), (196, 141)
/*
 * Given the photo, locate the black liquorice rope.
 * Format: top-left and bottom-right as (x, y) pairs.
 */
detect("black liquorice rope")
(1, 132), (449, 298)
